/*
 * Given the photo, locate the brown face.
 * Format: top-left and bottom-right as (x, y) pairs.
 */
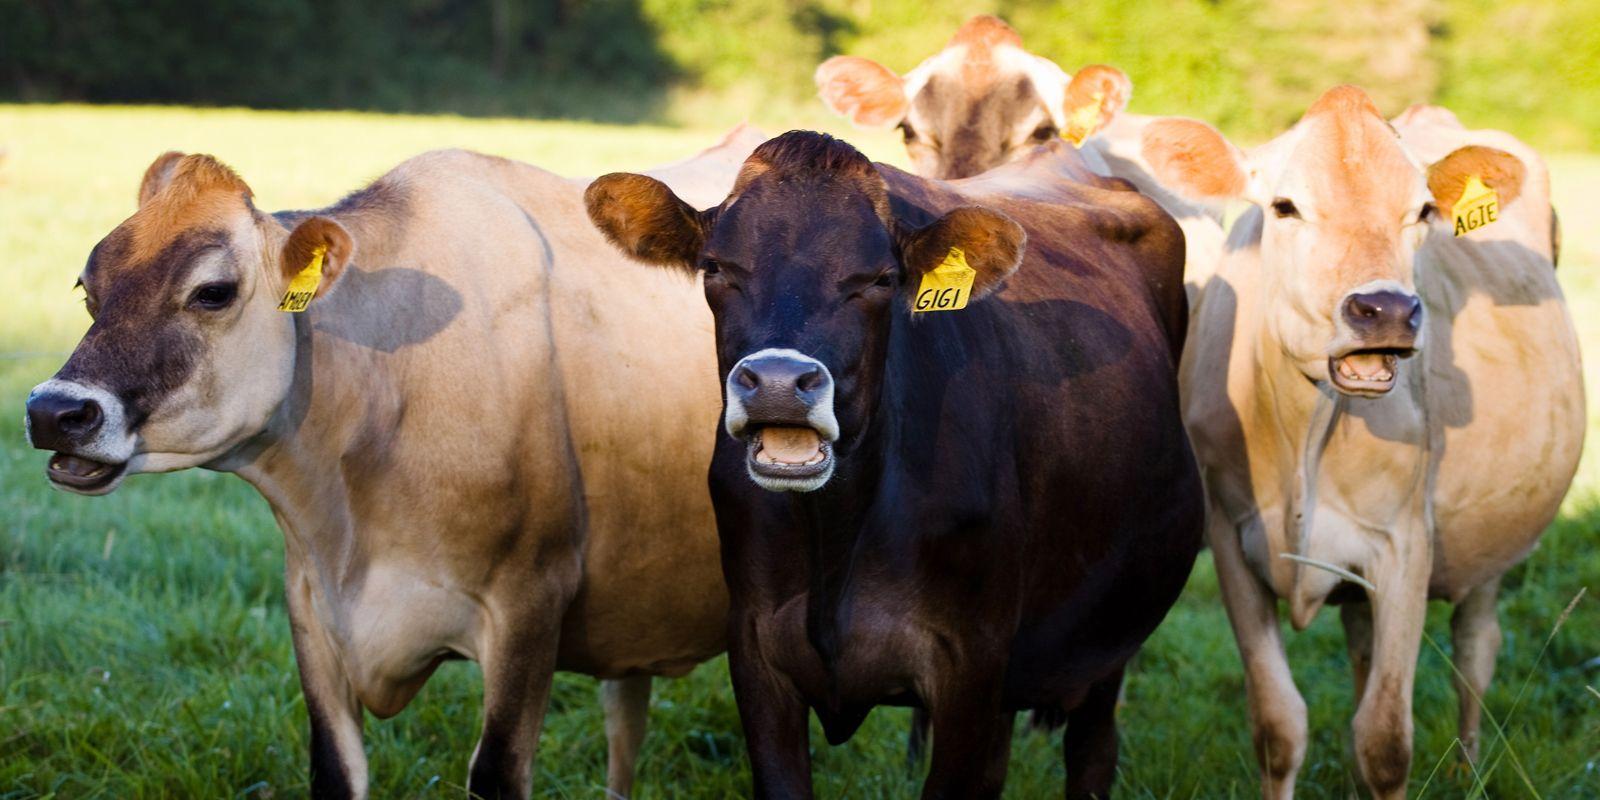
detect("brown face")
(25, 152), (352, 494)
(815, 15), (1131, 180)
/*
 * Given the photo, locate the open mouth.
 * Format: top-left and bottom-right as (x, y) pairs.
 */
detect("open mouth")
(47, 452), (127, 493)
(745, 426), (834, 487)
(1327, 348), (1412, 396)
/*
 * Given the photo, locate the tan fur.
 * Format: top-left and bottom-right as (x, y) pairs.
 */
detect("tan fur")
(814, 56), (908, 129)
(69, 132), (760, 797)
(948, 14), (1022, 49)
(1426, 145), (1525, 218)
(1141, 117), (1249, 201)
(1162, 88), (1583, 799)
(1061, 64), (1132, 142)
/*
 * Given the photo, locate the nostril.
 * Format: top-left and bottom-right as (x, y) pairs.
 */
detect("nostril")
(735, 366), (760, 392)
(1406, 298), (1423, 331)
(796, 367), (826, 394)
(59, 399), (102, 435)
(1347, 295), (1380, 320)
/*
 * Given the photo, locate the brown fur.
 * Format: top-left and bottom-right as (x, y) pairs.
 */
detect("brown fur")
(899, 205), (1024, 303)
(280, 216), (354, 300)
(1427, 145), (1526, 218)
(125, 153), (254, 265)
(1141, 118), (1248, 200)
(745, 132), (892, 223)
(948, 14), (1022, 50)
(137, 151), (187, 207)
(585, 173), (705, 272)
(1305, 84), (1385, 121)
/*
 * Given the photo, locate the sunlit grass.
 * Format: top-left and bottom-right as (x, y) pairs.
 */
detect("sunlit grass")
(0, 105), (1595, 798)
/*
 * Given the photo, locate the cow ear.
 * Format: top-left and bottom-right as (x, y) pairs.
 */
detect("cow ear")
(1061, 65), (1132, 144)
(1141, 117), (1251, 203)
(901, 206), (1025, 306)
(138, 151), (188, 207)
(1426, 145), (1525, 220)
(278, 216), (354, 307)
(815, 56), (909, 129)
(585, 173), (706, 273)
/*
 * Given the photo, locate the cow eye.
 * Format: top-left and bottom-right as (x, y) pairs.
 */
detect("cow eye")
(698, 258), (722, 276)
(1417, 203), (1436, 224)
(872, 271), (896, 288)
(190, 281), (238, 310)
(899, 122), (916, 143)
(1031, 125), (1057, 141)
(1271, 198), (1301, 219)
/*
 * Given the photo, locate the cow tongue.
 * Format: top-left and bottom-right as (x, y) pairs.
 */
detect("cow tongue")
(1337, 352), (1393, 381)
(50, 453), (109, 477)
(757, 427), (823, 465)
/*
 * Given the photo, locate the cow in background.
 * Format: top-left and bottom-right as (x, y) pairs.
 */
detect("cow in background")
(1141, 86), (1583, 798)
(586, 130), (1203, 798)
(24, 126), (764, 799)
(814, 14), (1226, 303)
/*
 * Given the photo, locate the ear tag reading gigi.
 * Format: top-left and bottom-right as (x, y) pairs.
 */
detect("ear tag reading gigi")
(1452, 175), (1499, 237)
(914, 247), (977, 312)
(277, 244), (327, 312)
(1062, 90), (1105, 148)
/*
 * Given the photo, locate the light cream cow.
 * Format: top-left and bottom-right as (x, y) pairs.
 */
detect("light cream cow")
(1141, 85), (1583, 798)
(24, 127), (764, 798)
(813, 14), (1226, 301)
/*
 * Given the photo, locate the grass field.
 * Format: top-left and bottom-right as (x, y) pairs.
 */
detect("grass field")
(0, 104), (1596, 798)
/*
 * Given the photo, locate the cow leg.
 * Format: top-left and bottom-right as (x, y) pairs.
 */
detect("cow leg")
(287, 573), (367, 799)
(907, 708), (931, 772)
(600, 675), (652, 798)
(1063, 667), (1125, 800)
(1209, 514), (1304, 800)
(728, 616), (813, 799)
(467, 601), (566, 800)
(1351, 551), (1430, 800)
(921, 681), (1014, 799)
(1340, 601), (1374, 702)
(1450, 577), (1502, 763)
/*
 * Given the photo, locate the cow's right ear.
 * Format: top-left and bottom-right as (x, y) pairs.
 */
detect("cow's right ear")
(138, 151), (188, 207)
(585, 173), (705, 273)
(1061, 65), (1132, 144)
(1141, 117), (1252, 204)
(815, 56), (909, 129)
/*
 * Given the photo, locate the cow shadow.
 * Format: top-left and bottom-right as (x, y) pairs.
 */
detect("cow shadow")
(312, 266), (463, 353)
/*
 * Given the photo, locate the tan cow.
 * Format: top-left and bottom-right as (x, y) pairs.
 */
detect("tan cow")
(1141, 86), (1583, 798)
(23, 127), (763, 798)
(814, 14), (1226, 301)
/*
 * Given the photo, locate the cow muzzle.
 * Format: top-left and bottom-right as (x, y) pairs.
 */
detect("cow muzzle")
(1327, 286), (1422, 397)
(724, 349), (839, 492)
(25, 379), (134, 494)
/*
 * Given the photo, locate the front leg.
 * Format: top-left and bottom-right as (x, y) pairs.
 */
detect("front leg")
(467, 587), (569, 799)
(1351, 540), (1431, 800)
(728, 613), (814, 800)
(922, 674), (1015, 800)
(286, 572), (368, 800)
(1063, 667), (1125, 800)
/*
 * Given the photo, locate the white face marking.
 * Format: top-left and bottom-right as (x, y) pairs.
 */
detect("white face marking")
(724, 348), (840, 494)
(25, 378), (136, 464)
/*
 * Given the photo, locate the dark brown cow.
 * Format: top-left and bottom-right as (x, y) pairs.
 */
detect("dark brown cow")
(586, 131), (1203, 798)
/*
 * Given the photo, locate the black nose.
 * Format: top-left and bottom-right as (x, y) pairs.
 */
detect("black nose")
(26, 391), (103, 451)
(732, 356), (831, 425)
(1342, 290), (1422, 344)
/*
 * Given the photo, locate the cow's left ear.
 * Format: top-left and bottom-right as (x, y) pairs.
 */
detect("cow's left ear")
(586, 172), (706, 274)
(900, 206), (1025, 306)
(1061, 65), (1132, 145)
(815, 56), (909, 129)
(278, 216), (354, 308)
(1426, 145), (1525, 220)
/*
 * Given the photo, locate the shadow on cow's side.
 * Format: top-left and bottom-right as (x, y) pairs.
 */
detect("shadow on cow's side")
(311, 266), (464, 353)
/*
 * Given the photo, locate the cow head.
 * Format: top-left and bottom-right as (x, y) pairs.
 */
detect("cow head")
(586, 131), (1022, 492)
(25, 152), (353, 494)
(1142, 85), (1525, 398)
(815, 15), (1130, 180)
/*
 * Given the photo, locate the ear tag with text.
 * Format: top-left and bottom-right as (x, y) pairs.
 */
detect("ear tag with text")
(277, 244), (326, 312)
(1062, 90), (1105, 148)
(914, 247), (977, 312)
(1452, 175), (1499, 237)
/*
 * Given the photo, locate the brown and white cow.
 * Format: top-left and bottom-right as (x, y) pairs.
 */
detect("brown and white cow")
(23, 127), (763, 798)
(1141, 86), (1583, 798)
(814, 14), (1226, 301)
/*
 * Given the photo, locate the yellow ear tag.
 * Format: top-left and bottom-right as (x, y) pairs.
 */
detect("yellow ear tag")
(1451, 175), (1499, 237)
(914, 247), (977, 312)
(277, 244), (326, 312)
(1062, 90), (1105, 148)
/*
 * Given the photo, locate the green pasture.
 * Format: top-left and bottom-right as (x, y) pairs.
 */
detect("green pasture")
(0, 105), (1596, 797)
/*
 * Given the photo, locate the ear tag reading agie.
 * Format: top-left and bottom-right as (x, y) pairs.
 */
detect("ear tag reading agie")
(277, 244), (327, 312)
(1452, 175), (1499, 237)
(914, 247), (977, 312)
(1062, 90), (1106, 148)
